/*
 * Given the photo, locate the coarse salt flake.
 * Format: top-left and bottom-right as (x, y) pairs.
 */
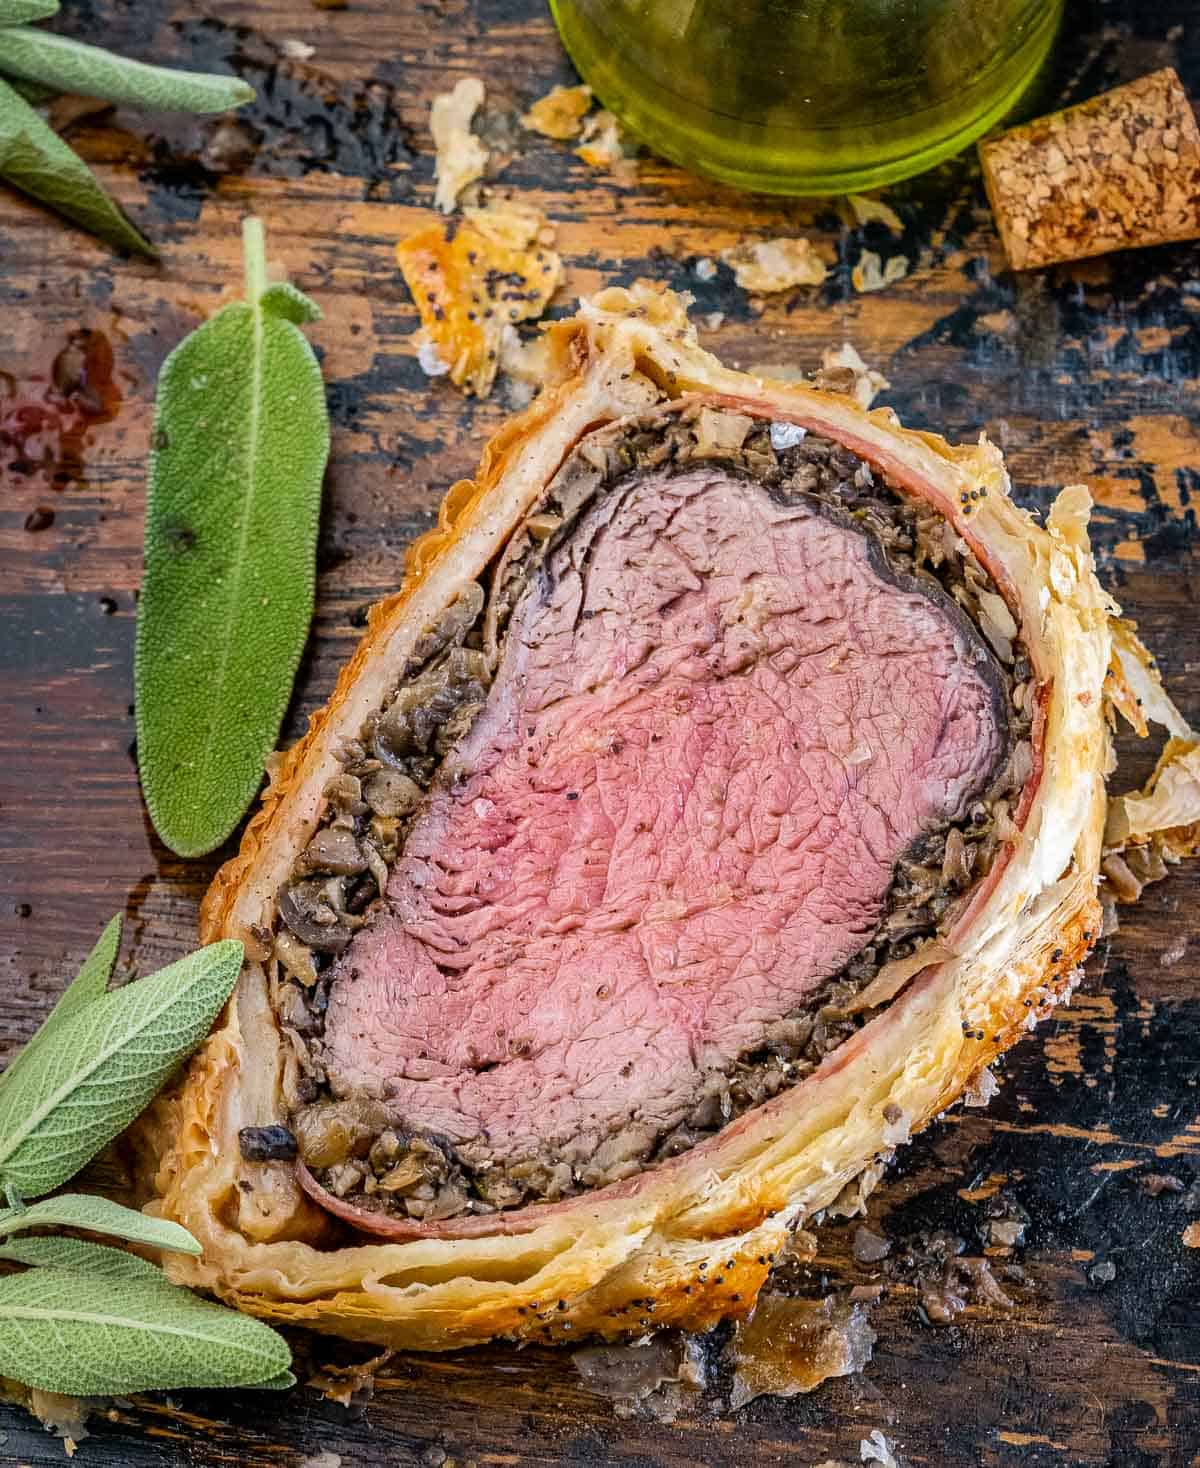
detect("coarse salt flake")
(770, 421), (807, 450)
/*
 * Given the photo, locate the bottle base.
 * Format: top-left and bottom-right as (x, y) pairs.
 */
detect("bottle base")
(550, 0), (1063, 197)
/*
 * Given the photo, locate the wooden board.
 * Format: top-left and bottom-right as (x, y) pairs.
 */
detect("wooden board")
(1, 0), (1198, 1462)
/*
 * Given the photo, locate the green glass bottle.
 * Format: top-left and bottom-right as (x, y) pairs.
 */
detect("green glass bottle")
(549, 0), (1064, 194)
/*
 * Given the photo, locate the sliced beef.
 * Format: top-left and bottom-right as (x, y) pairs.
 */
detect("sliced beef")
(323, 464), (1005, 1177)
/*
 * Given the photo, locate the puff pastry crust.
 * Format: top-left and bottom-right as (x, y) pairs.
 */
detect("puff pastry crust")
(140, 285), (1169, 1351)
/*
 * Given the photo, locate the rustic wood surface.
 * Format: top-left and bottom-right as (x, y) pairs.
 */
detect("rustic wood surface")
(1, 0), (1199, 1462)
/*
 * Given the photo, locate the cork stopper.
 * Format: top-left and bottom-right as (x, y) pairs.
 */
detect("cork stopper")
(979, 68), (1200, 271)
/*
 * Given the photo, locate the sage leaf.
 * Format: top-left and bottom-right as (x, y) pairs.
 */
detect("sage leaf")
(0, 1235), (170, 1281)
(0, 915), (121, 1100)
(0, 28), (254, 113)
(5, 76), (54, 104)
(256, 1370), (298, 1390)
(0, 1268), (292, 1394)
(135, 217), (330, 856)
(0, 73), (152, 254)
(0, 941), (243, 1197)
(0, 1194), (201, 1255)
(50, 913), (122, 1023)
(0, 0), (58, 24)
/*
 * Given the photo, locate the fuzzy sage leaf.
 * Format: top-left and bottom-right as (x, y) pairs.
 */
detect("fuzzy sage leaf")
(0, 1235), (171, 1281)
(46, 912), (122, 1024)
(0, 7), (252, 251)
(0, 28), (255, 113)
(135, 217), (329, 856)
(0, 0), (59, 24)
(0, 1194), (201, 1255)
(0, 939), (243, 1197)
(0, 914), (121, 1101)
(0, 73), (153, 254)
(0, 1269), (293, 1394)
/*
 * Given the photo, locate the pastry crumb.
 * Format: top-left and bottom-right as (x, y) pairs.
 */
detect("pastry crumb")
(523, 83), (593, 140)
(729, 1295), (875, 1409)
(819, 343), (890, 410)
(962, 1065), (1000, 1107)
(576, 110), (637, 182)
(851, 250), (909, 293)
(397, 203), (562, 397)
(861, 1430), (902, 1467)
(847, 194), (904, 232)
(976, 309), (1017, 336)
(415, 336), (451, 378)
(721, 237), (827, 293)
(432, 77), (489, 213)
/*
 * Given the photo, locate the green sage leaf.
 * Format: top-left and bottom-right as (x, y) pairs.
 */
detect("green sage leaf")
(255, 1370), (298, 1390)
(0, 1194), (201, 1255)
(0, 73), (152, 254)
(0, 1235), (169, 1281)
(5, 76), (54, 104)
(135, 218), (330, 857)
(50, 913), (122, 1024)
(0, 1268), (292, 1394)
(0, 28), (254, 113)
(0, 941), (243, 1197)
(259, 280), (322, 324)
(0, 915), (121, 1101)
(0, 0), (58, 25)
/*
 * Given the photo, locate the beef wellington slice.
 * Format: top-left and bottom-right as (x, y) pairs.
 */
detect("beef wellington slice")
(141, 285), (1200, 1349)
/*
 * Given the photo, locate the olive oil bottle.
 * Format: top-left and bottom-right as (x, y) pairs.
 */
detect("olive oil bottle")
(550, 0), (1064, 194)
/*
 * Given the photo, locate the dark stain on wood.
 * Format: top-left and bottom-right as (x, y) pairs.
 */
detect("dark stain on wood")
(1, 0), (1198, 1462)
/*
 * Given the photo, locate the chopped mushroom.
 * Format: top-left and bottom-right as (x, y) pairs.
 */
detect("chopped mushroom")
(302, 828), (367, 876)
(362, 768), (424, 818)
(274, 928), (318, 986)
(278, 878), (356, 954)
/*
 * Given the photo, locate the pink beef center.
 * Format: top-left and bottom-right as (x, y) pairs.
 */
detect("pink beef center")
(325, 467), (1002, 1162)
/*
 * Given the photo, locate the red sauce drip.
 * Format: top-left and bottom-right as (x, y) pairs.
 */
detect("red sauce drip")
(1, 328), (122, 494)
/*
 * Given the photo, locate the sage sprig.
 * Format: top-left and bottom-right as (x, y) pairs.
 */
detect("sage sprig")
(0, 916), (292, 1400)
(135, 217), (330, 858)
(0, 0), (254, 253)
(0, 935), (243, 1198)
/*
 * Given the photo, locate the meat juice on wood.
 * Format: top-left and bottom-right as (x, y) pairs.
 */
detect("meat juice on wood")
(4, 328), (122, 514)
(242, 403), (1036, 1228)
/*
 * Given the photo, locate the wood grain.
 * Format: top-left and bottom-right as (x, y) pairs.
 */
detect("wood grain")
(1, 0), (1198, 1462)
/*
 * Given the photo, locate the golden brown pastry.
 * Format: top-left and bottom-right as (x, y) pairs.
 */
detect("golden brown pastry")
(142, 285), (1198, 1350)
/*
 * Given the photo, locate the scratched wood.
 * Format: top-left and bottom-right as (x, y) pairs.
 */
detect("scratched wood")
(1, 0), (1199, 1462)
